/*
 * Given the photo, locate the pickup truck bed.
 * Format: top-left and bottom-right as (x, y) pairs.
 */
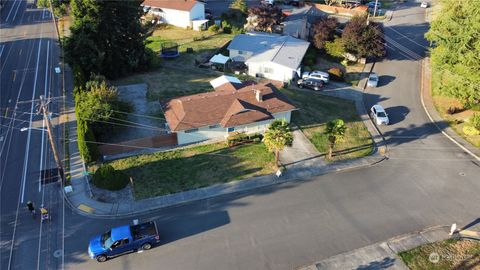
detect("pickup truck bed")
(132, 221), (157, 241)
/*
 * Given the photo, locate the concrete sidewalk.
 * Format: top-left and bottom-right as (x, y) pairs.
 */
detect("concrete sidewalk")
(297, 226), (451, 270)
(64, 62), (387, 218)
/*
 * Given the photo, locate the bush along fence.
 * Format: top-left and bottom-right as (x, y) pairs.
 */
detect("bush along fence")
(227, 132), (263, 147)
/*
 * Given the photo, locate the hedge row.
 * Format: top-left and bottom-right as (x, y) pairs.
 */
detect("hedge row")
(75, 92), (99, 163)
(227, 132), (263, 147)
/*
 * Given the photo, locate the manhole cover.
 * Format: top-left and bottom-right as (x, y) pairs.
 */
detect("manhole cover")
(459, 172), (466, 176)
(53, 249), (63, 258)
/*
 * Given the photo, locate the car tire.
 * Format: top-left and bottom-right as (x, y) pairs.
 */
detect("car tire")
(96, 255), (107, 263)
(142, 243), (152, 250)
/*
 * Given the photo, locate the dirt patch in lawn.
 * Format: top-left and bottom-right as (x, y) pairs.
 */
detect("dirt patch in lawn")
(399, 239), (480, 270)
(281, 88), (373, 161)
(109, 142), (275, 199)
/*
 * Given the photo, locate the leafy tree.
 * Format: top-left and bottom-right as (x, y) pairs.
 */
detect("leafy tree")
(76, 76), (130, 138)
(65, 0), (152, 80)
(230, 0), (248, 14)
(325, 119), (347, 159)
(263, 120), (293, 168)
(246, 6), (283, 32)
(312, 17), (338, 50)
(342, 16), (385, 59)
(425, 0), (480, 107)
(325, 36), (345, 58)
(325, 0), (343, 5)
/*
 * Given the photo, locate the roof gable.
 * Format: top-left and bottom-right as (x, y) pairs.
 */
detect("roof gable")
(143, 0), (200, 12)
(163, 82), (296, 131)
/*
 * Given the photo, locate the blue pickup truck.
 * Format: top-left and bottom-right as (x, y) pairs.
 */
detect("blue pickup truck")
(88, 221), (160, 262)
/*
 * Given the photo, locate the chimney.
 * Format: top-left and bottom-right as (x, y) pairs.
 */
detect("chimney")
(254, 89), (262, 102)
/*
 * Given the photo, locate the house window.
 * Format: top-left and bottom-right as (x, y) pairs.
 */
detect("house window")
(209, 124), (220, 129)
(264, 67), (274, 74)
(185, 128), (198, 133)
(227, 127), (235, 132)
(238, 50), (245, 55)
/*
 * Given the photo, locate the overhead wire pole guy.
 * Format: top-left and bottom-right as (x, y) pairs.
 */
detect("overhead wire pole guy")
(39, 95), (64, 183)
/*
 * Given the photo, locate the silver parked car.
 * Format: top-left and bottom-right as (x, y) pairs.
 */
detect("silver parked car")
(367, 73), (379, 87)
(370, 105), (389, 125)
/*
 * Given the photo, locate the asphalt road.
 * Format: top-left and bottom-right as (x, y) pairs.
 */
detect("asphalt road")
(0, 0), (65, 269)
(62, 2), (480, 270)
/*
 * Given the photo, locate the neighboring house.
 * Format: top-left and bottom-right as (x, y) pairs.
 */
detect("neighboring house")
(163, 80), (296, 145)
(142, 0), (207, 30)
(282, 6), (326, 40)
(228, 33), (310, 82)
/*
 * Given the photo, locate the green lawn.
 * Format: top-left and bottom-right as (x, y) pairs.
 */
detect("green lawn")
(281, 88), (373, 161)
(399, 239), (480, 270)
(113, 25), (233, 100)
(109, 142), (275, 199)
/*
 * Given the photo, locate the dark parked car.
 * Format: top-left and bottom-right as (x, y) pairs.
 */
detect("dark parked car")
(297, 78), (324, 91)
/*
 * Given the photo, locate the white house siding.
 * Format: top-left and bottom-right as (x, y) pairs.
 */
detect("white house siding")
(149, 8), (191, 28)
(229, 49), (254, 62)
(189, 2), (205, 20)
(247, 61), (296, 82)
(177, 125), (225, 145)
(176, 111), (293, 145)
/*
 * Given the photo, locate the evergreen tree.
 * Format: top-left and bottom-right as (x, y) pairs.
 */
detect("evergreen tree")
(65, 0), (151, 80)
(425, 0), (480, 107)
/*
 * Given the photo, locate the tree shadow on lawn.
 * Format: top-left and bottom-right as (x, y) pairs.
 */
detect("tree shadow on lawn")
(114, 144), (275, 199)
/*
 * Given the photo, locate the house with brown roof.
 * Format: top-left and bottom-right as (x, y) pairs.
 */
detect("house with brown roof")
(163, 79), (296, 145)
(143, 0), (207, 30)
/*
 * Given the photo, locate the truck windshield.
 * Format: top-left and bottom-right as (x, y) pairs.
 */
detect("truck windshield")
(101, 231), (114, 249)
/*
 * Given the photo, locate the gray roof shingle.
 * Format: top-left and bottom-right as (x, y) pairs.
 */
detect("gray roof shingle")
(228, 33), (310, 70)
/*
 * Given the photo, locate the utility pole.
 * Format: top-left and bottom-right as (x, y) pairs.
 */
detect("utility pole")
(39, 95), (64, 182)
(373, 0), (379, 18)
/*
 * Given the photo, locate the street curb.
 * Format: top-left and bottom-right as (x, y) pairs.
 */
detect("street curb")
(296, 225), (451, 270)
(65, 153), (386, 219)
(419, 59), (480, 161)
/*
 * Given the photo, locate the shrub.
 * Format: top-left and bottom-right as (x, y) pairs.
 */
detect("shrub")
(227, 132), (262, 147)
(328, 67), (344, 81)
(208, 24), (220, 33)
(463, 125), (480, 136)
(231, 26), (245, 35)
(325, 37), (345, 59)
(446, 106), (462, 115)
(222, 21), (232, 34)
(92, 164), (130, 191)
(469, 113), (480, 130)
